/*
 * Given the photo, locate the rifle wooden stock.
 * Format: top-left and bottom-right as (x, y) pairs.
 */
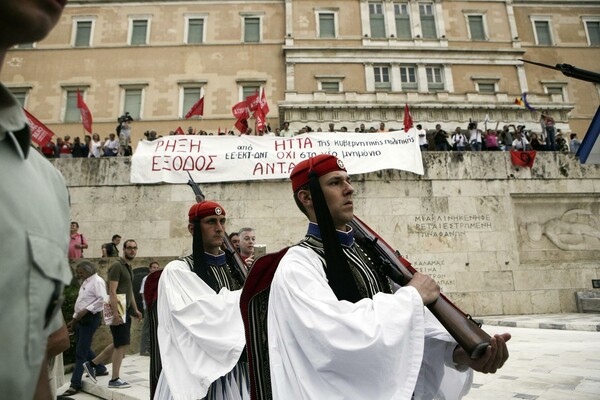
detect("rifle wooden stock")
(350, 216), (491, 359)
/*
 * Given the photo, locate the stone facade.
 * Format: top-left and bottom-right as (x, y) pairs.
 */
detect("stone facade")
(55, 153), (600, 316)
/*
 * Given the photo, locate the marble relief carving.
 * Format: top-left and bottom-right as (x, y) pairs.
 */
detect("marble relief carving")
(515, 196), (600, 263)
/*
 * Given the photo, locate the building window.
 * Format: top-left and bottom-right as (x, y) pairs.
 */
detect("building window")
(130, 18), (149, 46)
(477, 82), (496, 93)
(426, 66), (444, 91)
(583, 19), (600, 46)
(419, 3), (437, 39)
(545, 85), (565, 102)
(74, 20), (93, 47)
(318, 12), (336, 39)
(400, 66), (417, 90)
(186, 17), (205, 44)
(394, 3), (411, 39)
(15, 43), (35, 49)
(242, 85), (260, 100)
(369, 2), (386, 38)
(244, 17), (261, 43)
(64, 90), (80, 122)
(320, 82), (341, 93)
(9, 88), (29, 107)
(123, 88), (143, 119)
(467, 15), (486, 41)
(182, 87), (203, 117)
(374, 66), (391, 90)
(531, 18), (553, 45)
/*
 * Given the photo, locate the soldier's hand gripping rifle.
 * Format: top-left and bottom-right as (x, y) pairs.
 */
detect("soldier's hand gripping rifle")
(186, 172), (249, 278)
(350, 216), (492, 359)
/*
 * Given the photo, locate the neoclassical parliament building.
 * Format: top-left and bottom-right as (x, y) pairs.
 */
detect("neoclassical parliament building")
(1, 0), (599, 139)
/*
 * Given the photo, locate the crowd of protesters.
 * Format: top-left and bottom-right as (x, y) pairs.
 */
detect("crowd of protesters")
(39, 112), (581, 159)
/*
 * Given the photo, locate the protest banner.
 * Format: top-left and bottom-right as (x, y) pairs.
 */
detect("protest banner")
(131, 131), (423, 184)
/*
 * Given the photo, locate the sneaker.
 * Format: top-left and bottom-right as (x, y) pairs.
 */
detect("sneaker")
(96, 367), (109, 377)
(108, 378), (131, 389)
(61, 386), (80, 396)
(83, 361), (97, 383)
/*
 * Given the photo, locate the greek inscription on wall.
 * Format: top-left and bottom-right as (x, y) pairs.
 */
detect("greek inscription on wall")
(409, 214), (494, 238)
(411, 259), (457, 292)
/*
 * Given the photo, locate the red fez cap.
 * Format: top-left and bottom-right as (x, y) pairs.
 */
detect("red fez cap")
(188, 201), (226, 222)
(290, 154), (346, 192)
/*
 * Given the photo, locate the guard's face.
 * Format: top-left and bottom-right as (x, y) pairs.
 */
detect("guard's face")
(319, 170), (354, 229)
(200, 216), (226, 249)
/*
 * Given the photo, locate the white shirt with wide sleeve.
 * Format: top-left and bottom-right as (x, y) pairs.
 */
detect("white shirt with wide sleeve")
(156, 259), (246, 400)
(73, 273), (107, 317)
(267, 245), (472, 400)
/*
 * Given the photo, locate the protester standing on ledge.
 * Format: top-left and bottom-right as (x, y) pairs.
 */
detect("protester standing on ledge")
(244, 154), (510, 399)
(156, 201), (249, 399)
(0, 1), (73, 398)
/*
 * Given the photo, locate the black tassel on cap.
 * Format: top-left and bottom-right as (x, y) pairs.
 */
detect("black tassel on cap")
(308, 168), (362, 303)
(192, 219), (220, 292)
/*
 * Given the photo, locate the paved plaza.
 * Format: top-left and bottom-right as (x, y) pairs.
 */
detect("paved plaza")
(59, 313), (600, 400)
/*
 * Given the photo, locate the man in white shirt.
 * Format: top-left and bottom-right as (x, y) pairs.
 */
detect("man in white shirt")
(103, 133), (120, 156)
(452, 127), (467, 151)
(242, 154), (510, 400)
(280, 121), (293, 137)
(416, 124), (429, 151)
(512, 132), (531, 151)
(62, 261), (109, 396)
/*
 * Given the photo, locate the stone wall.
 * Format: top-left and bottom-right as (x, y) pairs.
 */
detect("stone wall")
(54, 152), (600, 316)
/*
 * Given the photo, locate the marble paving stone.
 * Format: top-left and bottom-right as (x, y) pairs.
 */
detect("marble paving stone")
(514, 394), (539, 399)
(65, 316), (600, 400)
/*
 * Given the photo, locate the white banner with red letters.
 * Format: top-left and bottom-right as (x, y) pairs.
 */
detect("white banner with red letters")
(130, 131), (423, 184)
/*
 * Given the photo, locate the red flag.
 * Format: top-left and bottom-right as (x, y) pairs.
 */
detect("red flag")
(259, 90), (270, 115)
(23, 109), (55, 147)
(76, 89), (93, 133)
(403, 103), (413, 132)
(510, 150), (536, 168)
(246, 90), (260, 112)
(235, 118), (248, 134)
(255, 108), (265, 131)
(175, 126), (185, 135)
(185, 96), (204, 119)
(232, 101), (249, 119)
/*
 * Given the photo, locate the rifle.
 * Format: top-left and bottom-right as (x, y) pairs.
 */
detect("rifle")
(186, 172), (249, 278)
(520, 59), (600, 85)
(350, 216), (491, 359)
